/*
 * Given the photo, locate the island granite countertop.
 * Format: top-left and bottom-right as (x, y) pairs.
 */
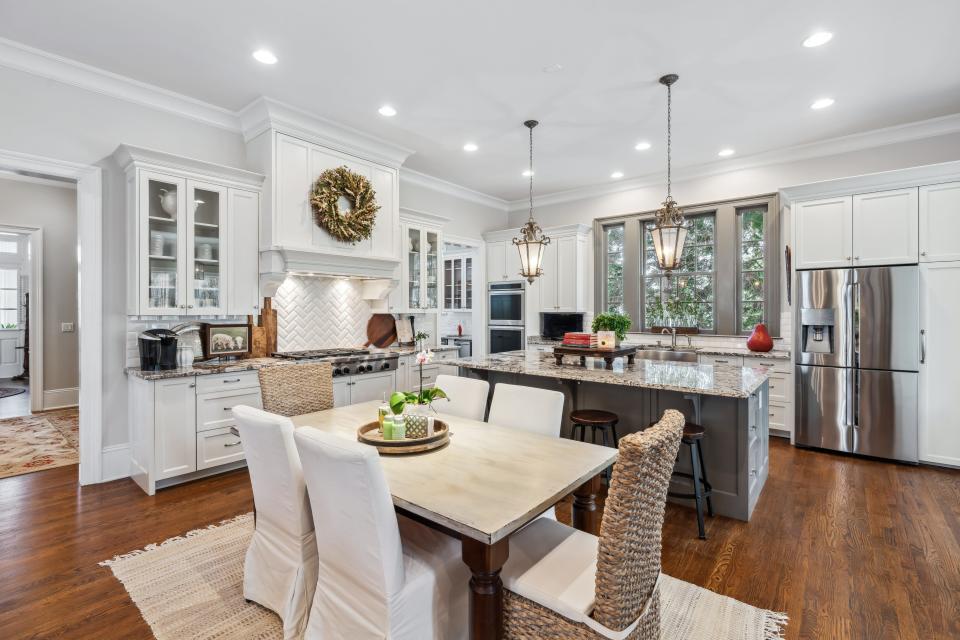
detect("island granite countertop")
(526, 336), (790, 361)
(449, 350), (769, 399)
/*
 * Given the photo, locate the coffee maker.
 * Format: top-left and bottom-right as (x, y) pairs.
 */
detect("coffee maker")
(138, 329), (179, 370)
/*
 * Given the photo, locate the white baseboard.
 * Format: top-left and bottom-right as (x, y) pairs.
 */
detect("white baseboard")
(101, 444), (131, 482)
(42, 386), (79, 410)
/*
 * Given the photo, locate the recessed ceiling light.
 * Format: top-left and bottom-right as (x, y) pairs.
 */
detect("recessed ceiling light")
(611, 171), (624, 179)
(463, 142), (479, 152)
(378, 105), (397, 117)
(802, 31), (833, 48)
(522, 169), (534, 177)
(810, 97), (835, 110)
(718, 148), (735, 157)
(634, 141), (652, 151)
(252, 49), (278, 65)
(542, 63), (564, 74)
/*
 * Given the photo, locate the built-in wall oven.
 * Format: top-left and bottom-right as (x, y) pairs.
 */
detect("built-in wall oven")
(489, 282), (524, 353)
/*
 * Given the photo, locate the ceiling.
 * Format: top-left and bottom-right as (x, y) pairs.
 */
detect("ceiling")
(1, 0), (958, 201)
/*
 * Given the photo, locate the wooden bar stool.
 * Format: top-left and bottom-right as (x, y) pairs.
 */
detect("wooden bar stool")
(667, 422), (714, 539)
(570, 409), (619, 480)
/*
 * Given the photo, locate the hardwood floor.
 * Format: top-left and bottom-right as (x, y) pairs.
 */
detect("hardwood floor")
(1, 438), (957, 639)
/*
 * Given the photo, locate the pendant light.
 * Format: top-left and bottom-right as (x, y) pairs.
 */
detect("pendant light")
(649, 74), (688, 277)
(513, 119), (551, 284)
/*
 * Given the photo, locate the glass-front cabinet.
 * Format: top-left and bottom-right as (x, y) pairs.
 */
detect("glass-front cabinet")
(443, 256), (473, 310)
(188, 182), (227, 314)
(402, 223), (441, 312)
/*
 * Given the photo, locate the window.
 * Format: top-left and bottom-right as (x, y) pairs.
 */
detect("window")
(595, 194), (779, 336)
(604, 224), (625, 314)
(643, 215), (715, 331)
(738, 207), (766, 333)
(0, 268), (19, 328)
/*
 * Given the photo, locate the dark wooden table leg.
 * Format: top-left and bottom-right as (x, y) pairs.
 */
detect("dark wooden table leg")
(579, 355), (586, 366)
(554, 353), (564, 366)
(573, 474), (602, 535)
(627, 353), (635, 365)
(604, 356), (614, 369)
(462, 537), (510, 640)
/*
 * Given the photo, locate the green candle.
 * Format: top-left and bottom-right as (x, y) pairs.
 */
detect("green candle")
(382, 415), (394, 441)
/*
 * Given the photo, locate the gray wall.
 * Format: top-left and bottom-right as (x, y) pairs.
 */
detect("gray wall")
(0, 177), (78, 391)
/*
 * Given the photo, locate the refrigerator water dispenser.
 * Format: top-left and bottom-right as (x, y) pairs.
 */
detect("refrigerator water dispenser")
(800, 308), (835, 354)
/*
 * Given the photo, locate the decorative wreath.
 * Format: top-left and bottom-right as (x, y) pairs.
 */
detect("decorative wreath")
(309, 165), (381, 243)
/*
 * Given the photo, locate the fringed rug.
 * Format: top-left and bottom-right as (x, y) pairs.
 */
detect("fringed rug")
(0, 408), (79, 479)
(101, 514), (787, 640)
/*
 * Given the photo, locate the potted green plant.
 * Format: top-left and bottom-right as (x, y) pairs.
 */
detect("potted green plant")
(591, 312), (632, 347)
(389, 349), (448, 438)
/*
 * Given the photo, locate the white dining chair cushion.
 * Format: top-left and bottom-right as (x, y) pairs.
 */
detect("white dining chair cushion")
(294, 427), (469, 640)
(434, 374), (490, 421)
(232, 405), (317, 640)
(487, 383), (565, 437)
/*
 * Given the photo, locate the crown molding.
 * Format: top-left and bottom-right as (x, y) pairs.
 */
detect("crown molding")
(506, 112), (960, 212)
(779, 159), (960, 204)
(400, 168), (508, 212)
(112, 144), (264, 188)
(0, 168), (77, 190)
(0, 37), (240, 131)
(238, 97), (414, 168)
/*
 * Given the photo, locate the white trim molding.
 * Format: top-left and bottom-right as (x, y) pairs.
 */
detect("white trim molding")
(400, 168), (509, 212)
(0, 37), (239, 131)
(42, 387), (79, 410)
(113, 144), (264, 189)
(779, 159), (960, 204)
(0, 147), (103, 486)
(101, 444), (131, 482)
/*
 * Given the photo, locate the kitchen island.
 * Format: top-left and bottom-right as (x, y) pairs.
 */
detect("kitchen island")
(448, 349), (771, 521)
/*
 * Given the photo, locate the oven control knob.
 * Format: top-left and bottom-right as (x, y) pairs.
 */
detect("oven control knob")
(333, 367), (342, 376)
(381, 362), (390, 370)
(364, 364), (374, 372)
(340, 366), (351, 375)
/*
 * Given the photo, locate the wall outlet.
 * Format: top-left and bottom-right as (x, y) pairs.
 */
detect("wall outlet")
(61, 322), (75, 333)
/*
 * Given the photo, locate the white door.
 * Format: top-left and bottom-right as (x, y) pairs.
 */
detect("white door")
(350, 371), (396, 404)
(919, 182), (960, 263)
(794, 196), (853, 269)
(852, 188), (918, 266)
(275, 134), (314, 250)
(139, 171), (187, 314)
(538, 242), (557, 311)
(423, 228), (441, 310)
(919, 262), (960, 467)
(486, 240), (506, 282)
(555, 235), (579, 311)
(333, 378), (349, 407)
(186, 180), (228, 316)
(227, 189), (260, 316)
(155, 378), (197, 479)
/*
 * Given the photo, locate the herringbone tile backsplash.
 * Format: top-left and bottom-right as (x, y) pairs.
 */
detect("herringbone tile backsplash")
(275, 275), (372, 350)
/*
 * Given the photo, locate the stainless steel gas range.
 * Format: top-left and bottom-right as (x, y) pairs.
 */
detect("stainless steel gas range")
(272, 348), (398, 377)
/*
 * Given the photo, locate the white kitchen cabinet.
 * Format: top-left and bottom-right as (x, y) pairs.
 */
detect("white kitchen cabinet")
(443, 256), (473, 310)
(486, 239), (522, 283)
(919, 182), (960, 262)
(919, 262), (960, 467)
(852, 188), (918, 266)
(333, 378), (350, 407)
(401, 222), (441, 312)
(154, 378), (198, 480)
(793, 196), (853, 269)
(115, 145), (264, 317)
(536, 229), (587, 312)
(197, 428), (246, 471)
(350, 370), (396, 404)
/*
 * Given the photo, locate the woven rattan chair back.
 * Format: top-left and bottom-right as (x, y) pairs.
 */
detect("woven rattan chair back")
(592, 409), (685, 636)
(258, 363), (334, 417)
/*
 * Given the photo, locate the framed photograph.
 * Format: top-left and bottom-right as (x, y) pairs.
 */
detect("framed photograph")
(200, 323), (251, 358)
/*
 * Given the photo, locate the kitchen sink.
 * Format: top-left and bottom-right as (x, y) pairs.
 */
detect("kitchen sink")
(634, 347), (698, 363)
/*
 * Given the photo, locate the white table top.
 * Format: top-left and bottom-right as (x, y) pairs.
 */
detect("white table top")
(291, 400), (617, 544)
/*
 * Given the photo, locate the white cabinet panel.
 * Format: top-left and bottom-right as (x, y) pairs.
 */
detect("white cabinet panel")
(185, 180), (228, 315)
(794, 196), (853, 269)
(155, 378), (197, 480)
(333, 378), (349, 407)
(227, 189), (261, 316)
(350, 371), (396, 404)
(538, 242), (558, 311)
(370, 166), (400, 260)
(138, 171), (187, 314)
(919, 263), (960, 467)
(276, 134), (314, 249)
(919, 182), (960, 262)
(195, 371), (260, 394)
(197, 427), (246, 470)
(487, 240), (507, 282)
(197, 387), (263, 433)
(556, 235), (579, 311)
(699, 354), (743, 367)
(852, 188), (918, 266)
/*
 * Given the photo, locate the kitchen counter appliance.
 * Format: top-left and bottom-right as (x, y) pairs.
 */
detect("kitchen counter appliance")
(138, 329), (179, 371)
(795, 266), (919, 462)
(489, 281), (524, 353)
(441, 336), (472, 357)
(272, 348), (398, 377)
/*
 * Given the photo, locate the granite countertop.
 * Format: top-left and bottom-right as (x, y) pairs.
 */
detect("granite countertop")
(449, 350), (769, 399)
(526, 336), (790, 361)
(381, 345), (460, 355)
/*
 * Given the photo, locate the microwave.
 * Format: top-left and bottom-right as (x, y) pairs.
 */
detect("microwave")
(488, 282), (524, 326)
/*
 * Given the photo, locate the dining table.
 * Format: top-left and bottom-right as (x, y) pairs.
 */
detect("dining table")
(290, 400), (618, 640)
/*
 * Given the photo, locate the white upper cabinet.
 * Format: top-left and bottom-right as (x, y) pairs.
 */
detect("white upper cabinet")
(402, 222), (441, 312)
(852, 188), (918, 266)
(794, 196), (853, 269)
(919, 262), (960, 468)
(533, 226), (589, 313)
(486, 240), (510, 282)
(117, 145), (264, 317)
(919, 182), (960, 262)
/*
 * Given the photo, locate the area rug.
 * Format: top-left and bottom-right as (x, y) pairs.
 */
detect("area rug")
(0, 387), (26, 399)
(101, 513), (787, 640)
(0, 409), (79, 479)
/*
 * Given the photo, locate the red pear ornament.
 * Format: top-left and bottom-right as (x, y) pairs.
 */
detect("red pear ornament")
(747, 323), (773, 352)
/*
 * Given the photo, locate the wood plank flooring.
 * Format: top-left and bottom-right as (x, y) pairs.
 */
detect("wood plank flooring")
(0, 438), (957, 639)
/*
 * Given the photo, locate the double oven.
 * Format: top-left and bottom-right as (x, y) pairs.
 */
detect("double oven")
(488, 281), (524, 354)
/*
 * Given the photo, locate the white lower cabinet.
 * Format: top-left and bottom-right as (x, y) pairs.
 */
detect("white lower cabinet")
(197, 428), (246, 470)
(698, 354), (794, 438)
(919, 262), (960, 467)
(349, 371), (396, 404)
(154, 378), (198, 480)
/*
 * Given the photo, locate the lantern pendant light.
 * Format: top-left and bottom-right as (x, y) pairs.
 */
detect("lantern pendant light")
(649, 74), (688, 278)
(513, 119), (551, 284)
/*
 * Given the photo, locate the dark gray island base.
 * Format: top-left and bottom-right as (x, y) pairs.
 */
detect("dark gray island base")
(450, 350), (770, 522)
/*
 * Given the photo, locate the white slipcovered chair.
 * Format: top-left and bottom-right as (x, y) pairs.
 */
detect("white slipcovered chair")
(232, 405), (318, 640)
(293, 427), (469, 640)
(488, 383), (566, 521)
(433, 374), (490, 421)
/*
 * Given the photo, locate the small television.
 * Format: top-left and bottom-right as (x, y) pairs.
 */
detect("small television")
(540, 313), (584, 340)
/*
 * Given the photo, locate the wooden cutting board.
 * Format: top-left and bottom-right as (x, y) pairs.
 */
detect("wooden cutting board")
(365, 314), (397, 348)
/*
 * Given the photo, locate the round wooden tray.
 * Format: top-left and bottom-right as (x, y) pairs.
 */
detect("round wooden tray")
(357, 420), (450, 455)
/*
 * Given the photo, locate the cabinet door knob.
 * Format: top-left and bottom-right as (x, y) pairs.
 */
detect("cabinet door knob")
(845, 256), (851, 260)
(854, 256), (860, 260)
(920, 251), (927, 256)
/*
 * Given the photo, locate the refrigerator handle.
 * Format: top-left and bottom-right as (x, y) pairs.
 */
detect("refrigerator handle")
(852, 281), (860, 369)
(920, 329), (926, 364)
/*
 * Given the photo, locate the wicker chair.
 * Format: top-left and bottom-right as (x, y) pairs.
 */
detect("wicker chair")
(257, 363), (334, 417)
(501, 409), (685, 640)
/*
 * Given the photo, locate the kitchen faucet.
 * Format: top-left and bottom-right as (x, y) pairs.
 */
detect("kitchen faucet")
(660, 327), (678, 349)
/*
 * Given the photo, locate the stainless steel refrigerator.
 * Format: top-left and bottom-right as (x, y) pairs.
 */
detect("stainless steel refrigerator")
(795, 266), (919, 462)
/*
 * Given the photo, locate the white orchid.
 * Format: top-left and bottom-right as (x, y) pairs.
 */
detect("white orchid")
(416, 349), (433, 366)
